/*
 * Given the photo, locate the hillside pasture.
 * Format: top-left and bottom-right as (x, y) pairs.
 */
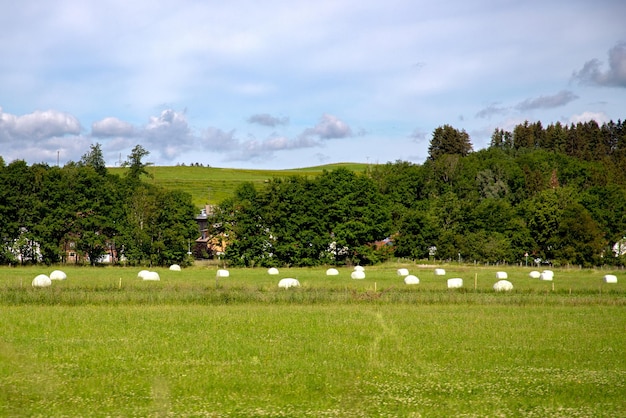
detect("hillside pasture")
(109, 163), (368, 207)
(1, 264), (625, 417)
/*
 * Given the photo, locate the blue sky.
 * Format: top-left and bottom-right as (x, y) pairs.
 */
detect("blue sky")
(1, 0), (625, 169)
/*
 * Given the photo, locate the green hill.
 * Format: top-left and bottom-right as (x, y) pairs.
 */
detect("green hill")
(109, 163), (368, 208)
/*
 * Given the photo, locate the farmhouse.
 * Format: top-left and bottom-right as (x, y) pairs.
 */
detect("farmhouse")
(194, 205), (227, 258)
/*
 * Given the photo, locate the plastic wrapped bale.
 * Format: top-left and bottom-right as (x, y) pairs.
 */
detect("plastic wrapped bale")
(604, 274), (618, 283)
(447, 278), (463, 289)
(216, 269), (230, 278)
(32, 274), (52, 288)
(434, 268), (446, 276)
(529, 271), (541, 279)
(50, 270), (67, 280)
(397, 268), (409, 277)
(138, 270), (150, 279)
(278, 278), (300, 289)
(267, 267), (279, 275)
(540, 270), (554, 281)
(169, 264), (181, 271)
(326, 268), (339, 276)
(354, 266), (365, 272)
(493, 280), (514, 292)
(351, 270), (366, 279)
(404, 275), (420, 285)
(142, 271), (160, 281)
(495, 271), (508, 279)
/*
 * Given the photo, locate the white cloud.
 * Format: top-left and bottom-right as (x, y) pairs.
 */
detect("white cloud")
(0, 108), (81, 142)
(92, 117), (135, 137)
(303, 114), (352, 140)
(140, 109), (195, 159)
(568, 111), (610, 125)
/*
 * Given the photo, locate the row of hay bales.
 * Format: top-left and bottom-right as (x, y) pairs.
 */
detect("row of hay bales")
(33, 265), (620, 288)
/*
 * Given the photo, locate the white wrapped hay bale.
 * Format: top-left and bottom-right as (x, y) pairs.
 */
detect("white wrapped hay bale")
(169, 264), (181, 271)
(351, 270), (366, 279)
(32, 274), (52, 288)
(493, 280), (514, 292)
(434, 268), (446, 276)
(138, 270), (150, 279)
(354, 266), (365, 272)
(404, 275), (420, 285)
(50, 270), (67, 280)
(529, 271), (541, 279)
(278, 278), (300, 288)
(540, 270), (554, 281)
(326, 268), (339, 276)
(604, 274), (618, 283)
(216, 269), (230, 278)
(397, 268), (409, 277)
(495, 271), (508, 279)
(447, 278), (463, 289)
(142, 271), (160, 281)
(267, 267), (279, 275)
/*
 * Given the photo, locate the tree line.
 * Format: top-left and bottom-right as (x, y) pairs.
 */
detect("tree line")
(2, 118), (625, 268)
(0, 145), (198, 266)
(213, 119), (626, 267)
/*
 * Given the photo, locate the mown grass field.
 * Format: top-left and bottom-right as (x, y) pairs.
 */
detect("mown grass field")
(1, 263), (625, 417)
(109, 163), (368, 208)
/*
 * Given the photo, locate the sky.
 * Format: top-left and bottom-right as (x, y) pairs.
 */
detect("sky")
(1, 0), (625, 169)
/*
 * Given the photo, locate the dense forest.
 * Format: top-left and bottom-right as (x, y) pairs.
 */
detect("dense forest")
(1, 119), (625, 268)
(212, 119), (626, 268)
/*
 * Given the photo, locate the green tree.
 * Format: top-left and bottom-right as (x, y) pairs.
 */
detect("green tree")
(427, 124), (473, 161)
(553, 202), (606, 266)
(79, 143), (107, 176)
(152, 190), (198, 266)
(123, 145), (152, 183)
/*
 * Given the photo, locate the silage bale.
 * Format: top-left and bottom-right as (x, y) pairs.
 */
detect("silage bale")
(326, 268), (339, 276)
(169, 264), (181, 271)
(354, 266), (365, 272)
(495, 271), (508, 279)
(351, 270), (366, 279)
(267, 267), (279, 275)
(142, 271), (160, 281)
(493, 280), (514, 292)
(50, 270), (67, 280)
(540, 270), (554, 281)
(278, 278), (300, 288)
(32, 274), (52, 288)
(529, 271), (541, 279)
(216, 269), (230, 278)
(138, 270), (150, 279)
(447, 278), (463, 289)
(434, 268), (446, 276)
(604, 274), (618, 283)
(397, 268), (409, 277)
(404, 275), (420, 285)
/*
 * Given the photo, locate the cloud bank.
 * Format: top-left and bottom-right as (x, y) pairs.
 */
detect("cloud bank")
(573, 42), (626, 88)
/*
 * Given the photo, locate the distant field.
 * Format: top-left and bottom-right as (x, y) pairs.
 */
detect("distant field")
(109, 163), (368, 208)
(2, 264), (625, 416)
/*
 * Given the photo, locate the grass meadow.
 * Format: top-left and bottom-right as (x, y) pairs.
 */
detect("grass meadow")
(109, 163), (368, 207)
(1, 263), (625, 417)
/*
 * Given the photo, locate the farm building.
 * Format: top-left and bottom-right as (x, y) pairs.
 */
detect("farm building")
(194, 205), (227, 258)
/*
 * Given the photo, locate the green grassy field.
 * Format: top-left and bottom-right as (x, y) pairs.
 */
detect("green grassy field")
(109, 163), (369, 208)
(1, 264), (625, 417)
